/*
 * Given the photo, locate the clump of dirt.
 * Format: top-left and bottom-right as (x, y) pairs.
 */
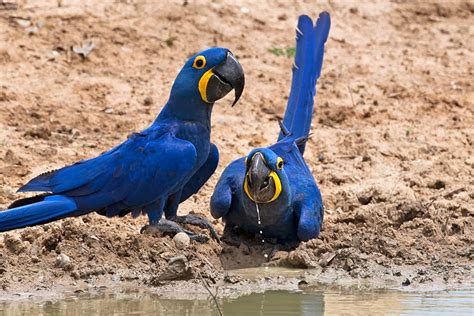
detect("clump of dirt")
(0, 215), (221, 293)
(0, 0), (472, 298)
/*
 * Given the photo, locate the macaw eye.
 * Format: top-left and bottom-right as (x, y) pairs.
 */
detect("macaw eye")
(192, 55), (206, 69)
(276, 157), (284, 170)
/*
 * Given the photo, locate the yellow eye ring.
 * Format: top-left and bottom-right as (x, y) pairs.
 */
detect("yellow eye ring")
(276, 157), (284, 170)
(192, 55), (206, 69)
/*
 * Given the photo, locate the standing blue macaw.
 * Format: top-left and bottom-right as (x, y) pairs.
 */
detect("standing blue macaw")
(210, 13), (330, 246)
(0, 47), (245, 242)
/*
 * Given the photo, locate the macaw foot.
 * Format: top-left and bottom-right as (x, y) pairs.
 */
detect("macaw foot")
(141, 218), (209, 243)
(168, 214), (220, 241)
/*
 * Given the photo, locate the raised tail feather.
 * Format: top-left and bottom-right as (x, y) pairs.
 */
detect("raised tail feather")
(278, 12), (331, 154)
(0, 195), (80, 232)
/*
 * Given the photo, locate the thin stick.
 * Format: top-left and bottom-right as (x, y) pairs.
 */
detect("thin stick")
(199, 273), (223, 316)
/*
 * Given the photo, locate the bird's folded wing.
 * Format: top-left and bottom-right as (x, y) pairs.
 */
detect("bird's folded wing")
(19, 131), (197, 209)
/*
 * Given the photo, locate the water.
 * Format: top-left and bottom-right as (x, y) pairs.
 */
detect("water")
(0, 288), (472, 315)
(254, 203), (268, 258)
(255, 203), (261, 226)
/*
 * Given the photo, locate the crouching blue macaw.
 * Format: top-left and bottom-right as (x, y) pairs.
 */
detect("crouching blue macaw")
(210, 13), (330, 246)
(0, 47), (245, 242)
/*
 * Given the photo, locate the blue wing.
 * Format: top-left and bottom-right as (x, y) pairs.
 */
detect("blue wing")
(210, 158), (244, 219)
(296, 189), (324, 241)
(19, 130), (197, 213)
(180, 143), (219, 202)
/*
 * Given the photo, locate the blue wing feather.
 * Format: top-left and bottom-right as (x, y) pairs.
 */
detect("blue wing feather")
(210, 158), (244, 219)
(180, 143), (219, 202)
(19, 130), (197, 213)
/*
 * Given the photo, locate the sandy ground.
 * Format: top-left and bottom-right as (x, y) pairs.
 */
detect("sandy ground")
(0, 0), (473, 299)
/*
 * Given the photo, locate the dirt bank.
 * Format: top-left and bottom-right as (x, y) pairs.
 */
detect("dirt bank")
(0, 0), (472, 298)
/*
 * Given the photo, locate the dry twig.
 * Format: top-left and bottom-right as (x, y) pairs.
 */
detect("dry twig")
(199, 272), (222, 316)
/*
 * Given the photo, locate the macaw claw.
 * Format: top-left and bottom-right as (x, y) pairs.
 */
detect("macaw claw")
(141, 218), (210, 243)
(169, 214), (220, 242)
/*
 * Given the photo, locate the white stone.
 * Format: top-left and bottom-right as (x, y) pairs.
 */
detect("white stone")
(173, 232), (190, 249)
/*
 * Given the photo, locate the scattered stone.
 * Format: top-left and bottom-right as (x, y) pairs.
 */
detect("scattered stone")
(396, 202), (424, 225)
(143, 96), (153, 106)
(349, 7), (359, 14)
(47, 50), (60, 61)
(288, 250), (319, 268)
(15, 19), (31, 28)
(402, 278), (411, 286)
(357, 187), (382, 205)
(343, 258), (355, 271)
(89, 235), (100, 241)
(223, 274), (241, 284)
(164, 36), (177, 47)
(271, 251), (289, 262)
(428, 179), (446, 190)
(24, 126), (51, 140)
(25, 26), (39, 35)
(1, 2), (18, 10)
(4, 149), (21, 165)
(362, 155), (371, 162)
(104, 107), (114, 114)
(298, 279), (308, 286)
(318, 153), (326, 162)
(465, 157), (474, 168)
(318, 252), (336, 267)
(55, 254), (71, 269)
(151, 254), (192, 283)
(0, 253), (7, 275)
(4, 234), (26, 254)
(168, 254), (187, 265)
(72, 41), (95, 59)
(173, 232), (190, 249)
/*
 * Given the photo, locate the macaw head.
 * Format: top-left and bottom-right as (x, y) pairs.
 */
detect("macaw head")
(243, 148), (290, 204)
(169, 48), (245, 109)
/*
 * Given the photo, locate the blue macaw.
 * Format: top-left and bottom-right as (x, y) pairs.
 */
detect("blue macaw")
(210, 13), (330, 246)
(0, 47), (245, 241)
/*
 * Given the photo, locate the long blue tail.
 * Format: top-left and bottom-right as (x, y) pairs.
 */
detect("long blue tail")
(0, 195), (79, 232)
(278, 12), (331, 154)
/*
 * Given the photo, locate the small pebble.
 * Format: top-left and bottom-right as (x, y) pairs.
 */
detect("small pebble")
(143, 96), (153, 106)
(55, 254), (71, 268)
(15, 19), (31, 28)
(173, 232), (190, 249)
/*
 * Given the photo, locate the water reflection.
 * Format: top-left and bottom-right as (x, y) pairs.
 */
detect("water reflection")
(0, 289), (472, 315)
(222, 291), (324, 316)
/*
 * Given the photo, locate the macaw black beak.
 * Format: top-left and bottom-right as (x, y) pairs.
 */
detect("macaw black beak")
(246, 153), (276, 203)
(200, 52), (245, 106)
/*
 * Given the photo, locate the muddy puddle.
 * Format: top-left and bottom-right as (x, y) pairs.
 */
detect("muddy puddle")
(0, 288), (472, 315)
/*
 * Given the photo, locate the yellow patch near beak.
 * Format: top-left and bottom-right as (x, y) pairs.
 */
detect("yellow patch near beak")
(243, 171), (282, 203)
(198, 68), (214, 103)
